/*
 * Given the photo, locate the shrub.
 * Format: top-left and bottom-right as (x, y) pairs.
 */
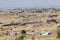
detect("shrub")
(57, 29), (60, 38)
(21, 30), (26, 35)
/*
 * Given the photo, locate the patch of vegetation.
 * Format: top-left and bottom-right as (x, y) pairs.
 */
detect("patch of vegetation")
(18, 35), (26, 40)
(17, 30), (26, 40)
(57, 28), (60, 38)
(21, 30), (26, 34)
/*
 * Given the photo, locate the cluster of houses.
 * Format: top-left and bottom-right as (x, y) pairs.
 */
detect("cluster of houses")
(0, 8), (59, 38)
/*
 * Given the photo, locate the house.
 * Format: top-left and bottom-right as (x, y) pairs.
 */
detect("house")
(40, 31), (51, 36)
(49, 15), (58, 18)
(46, 19), (58, 24)
(9, 32), (17, 36)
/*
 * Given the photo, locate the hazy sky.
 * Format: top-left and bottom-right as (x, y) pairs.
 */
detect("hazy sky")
(0, 0), (60, 9)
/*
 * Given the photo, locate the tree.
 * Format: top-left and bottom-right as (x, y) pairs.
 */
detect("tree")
(18, 30), (26, 40)
(31, 36), (35, 40)
(18, 35), (26, 40)
(21, 30), (26, 35)
(57, 28), (60, 38)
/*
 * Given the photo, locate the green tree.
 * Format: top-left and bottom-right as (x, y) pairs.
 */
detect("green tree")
(31, 34), (35, 40)
(32, 36), (35, 40)
(21, 30), (26, 34)
(57, 28), (60, 38)
(18, 30), (26, 40)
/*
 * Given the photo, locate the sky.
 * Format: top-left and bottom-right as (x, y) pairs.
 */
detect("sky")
(0, 0), (60, 9)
